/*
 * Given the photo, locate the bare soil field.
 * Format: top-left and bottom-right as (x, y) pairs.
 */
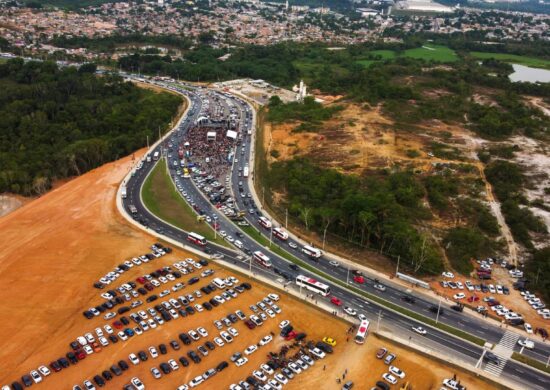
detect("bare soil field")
(0, 145), (497, 389)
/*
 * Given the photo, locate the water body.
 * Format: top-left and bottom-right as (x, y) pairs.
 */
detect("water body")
(509, 64), (550, 83)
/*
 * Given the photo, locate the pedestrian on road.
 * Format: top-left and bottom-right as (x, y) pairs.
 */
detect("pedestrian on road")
(323, 365), (326, 371)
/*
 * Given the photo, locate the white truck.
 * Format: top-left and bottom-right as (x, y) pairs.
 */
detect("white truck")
(121, 186), (127, 199)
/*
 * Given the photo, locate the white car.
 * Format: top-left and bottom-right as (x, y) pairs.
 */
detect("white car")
(288, 362), (301, 374)
(38, 366), (51, 377)
(214, 337), (225, 347)
(234, 240), (244, 249)
(412, 326), (427, 335)
(194, 304), (203, 313)
(309, 347), (326, 359)
(117, 331), (128, 341)
(301, 354), (315, 366)
(453, 293), (466, 300)
(442, 272), (454, 278)
(274, 373), (288, 385)
(518, 339), (535, 349)
(149, 346), (159, 358)
(358, 313), (368, 321)
(228, 327), (239, 337)
(189, 376), (204, 388)
(261, 363), (274, 375)
(389, 365), (405, 378)
(259, 335), (273, 346)
(383, 373), (398, 385)
(344, 306), (357, 316)
(525, 323), (534, 334)
(268, 293), (280, 301)
(131, 377), (145, 390)
(103, 325), (114, 334)
(245, 345), (258, 355)
(83, 344), (94, 354)
(253, 370), (267, 382)
(220, 331), (233, 343)
(30, 370), (42, 383)
(235, 357), (249, 367)
(129, 353), (140, 365)
(268, 379), (283, 390)
(456, 282), (464, 290)
(329, 261), (340, 267)
(279, 320), (290, 329)
(168, 359), (179, 370)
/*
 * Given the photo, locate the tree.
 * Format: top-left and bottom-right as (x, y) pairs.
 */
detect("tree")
(300, 207), (313, 231)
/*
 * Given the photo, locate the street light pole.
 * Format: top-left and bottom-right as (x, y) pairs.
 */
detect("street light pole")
(285, 208), (288, 229)
(435, 295), (442, 324)
(269, 220), (273, 247)
(377, 310), (382, 332)
(396, 255), (400, 275)
(346, 268), (350, 284)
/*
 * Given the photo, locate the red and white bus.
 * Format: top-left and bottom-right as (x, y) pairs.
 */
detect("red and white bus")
(355, 319), (370, 344)
(258, 217), (272, 229)
(272, 227), (288, 241)
(302, 245), (322, 259)
(253, 251), (272, 268)
(187, 232), (207, 246)
(295, 275), (330, 296)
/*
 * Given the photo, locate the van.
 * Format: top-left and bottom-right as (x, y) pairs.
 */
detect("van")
(213, 278), (226, 289)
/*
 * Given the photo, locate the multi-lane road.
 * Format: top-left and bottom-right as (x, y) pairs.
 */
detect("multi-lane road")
(120, 77), (550, 389)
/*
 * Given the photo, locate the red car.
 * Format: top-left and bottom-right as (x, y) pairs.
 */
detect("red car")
(376, 348), (388, 359)
(136, 276), (146, 284)
(75, 350), (86, 360)
(353, 275), (365, 284)
(112, 321), (123, 329)
(244, 320), (256, 329)
(285, 331), (297, 341)
(467, 295), (480, 303)
(487, 300), (500, 307)
(49, 361), (62, 372)
(144, 283), (154, 291)
(213, 222), (220, 230)
(330, 296), (342, 306)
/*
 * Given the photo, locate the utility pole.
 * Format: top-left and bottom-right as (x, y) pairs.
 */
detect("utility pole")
(346, 267), (350, 284)
(396, 255), (400, 275)
(146, 135), (149, 150)
(435, 295), (442, 324)
(285, 208), (288, 229)
(269, 220), (273, 247)
(546, 354), (550, 368)
(322, 229), (327, 250)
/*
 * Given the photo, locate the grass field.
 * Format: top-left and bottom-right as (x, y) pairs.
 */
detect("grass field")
(357, 44), (457, 67)
(470, 51), (550, 70)
(141, 160), (228, 246)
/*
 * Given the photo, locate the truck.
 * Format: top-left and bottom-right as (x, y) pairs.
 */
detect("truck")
(121, 187), (127, 199)
(243, 166), (249, 178)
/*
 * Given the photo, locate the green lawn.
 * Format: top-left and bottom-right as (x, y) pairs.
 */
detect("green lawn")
(470, 52), (550, 70)
(403, 44), (458, 62)
(357, 45), (458, 68)
(141, 160), (228, 247)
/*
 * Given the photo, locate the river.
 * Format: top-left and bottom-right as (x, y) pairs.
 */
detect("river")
(509, 64), (550, 83)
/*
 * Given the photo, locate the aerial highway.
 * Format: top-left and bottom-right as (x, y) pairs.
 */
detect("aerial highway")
(120, 77), (550, 390)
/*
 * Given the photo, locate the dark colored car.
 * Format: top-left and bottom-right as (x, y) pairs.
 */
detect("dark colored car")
(289, 264), (299, 271)
(178, 309), (188, 317)
(179, 356), (190, 367)
(110, 365), (123, 376)
(137, 287), (148, 295)
(185, 306), (196, 315)
(216, 361), (229, 372)
(93, 282), (105, 289)
(376, 381), (390, 390)
(118, 306), (130, 315)
(66, 351), (78, 364)
(120, 316), (130, 325)
(246, 376), (259, 387)
(199, 259), (208, 266)
(93, 375), (105, 387)
(159, 362), (172, 374)
(138, 350), (148, 361)
(161, 311), (172, 322)
(115, 296), (124, 304)
(188, 277), (200, 285)
(144, 283), (154, 291)
(179, 333), (192, 345)
(159, 344), (168, 354)
(401, 295), (416, 304)
(316, 341), (333, 354)
(205, 341), (216, 350)
(21, 375), (33, 387)
(83, 310), (94, 319)
(58, 357), (70, 368)
(170, 340), (180, 350)
(118, 360), (129, 371)
(108, 335), (119, 343)
(187, 350), (201, 364)
(70, 340), (80, 350)
(172, 270), (182, 278)
(429, 306), (444, 316)
(203, 302), (213, 311)
(101, 370), (113, 381)
(244, 320), (256, 329)
(484, 352), (499, 365)
(295, 332), (307, 341)
(209, 298), (220, 307)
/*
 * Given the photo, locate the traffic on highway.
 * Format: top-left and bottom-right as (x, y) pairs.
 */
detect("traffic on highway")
(120, 76), (550, 390)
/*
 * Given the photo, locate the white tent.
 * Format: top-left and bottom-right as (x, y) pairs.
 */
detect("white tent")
(226, 130), (238, 140)
(207, 131), (216, 141)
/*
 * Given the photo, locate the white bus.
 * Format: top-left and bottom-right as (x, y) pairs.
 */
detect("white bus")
(153, 151), (160, 161)
(258, 217), (272, 229)
(272, 227), (288, 241)
(355, 320), (370, 344)
(295, 275), (330, 296)
(243, 166), (249, 178)
(302, 245), (322, 259)
(187, 232), (207, 246)
(253, 251), (272, 268)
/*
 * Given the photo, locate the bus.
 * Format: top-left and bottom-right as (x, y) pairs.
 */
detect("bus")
(295, 275), (330, 296)
(302, 245), (322, 259)
(272, 227), (288, 241)
(355, 319), (370, 345)
(243, 166), (249, 178)
(187, 232), (207, 246)
(253, 251), (272, 268)
(258, 217), (272, 229)
(153, 151), (160, 161)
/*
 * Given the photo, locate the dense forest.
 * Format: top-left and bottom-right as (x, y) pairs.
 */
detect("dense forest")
(267, 158), (444, 275)
(0, 59), (181, 195)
